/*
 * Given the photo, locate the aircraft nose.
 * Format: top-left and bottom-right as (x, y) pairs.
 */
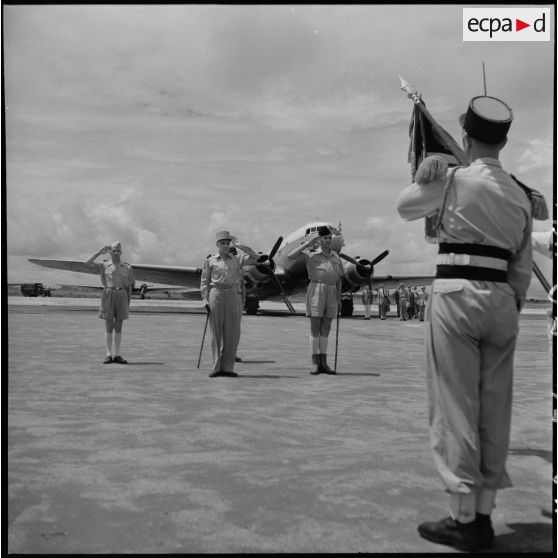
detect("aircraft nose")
(331, 234), (344, 253)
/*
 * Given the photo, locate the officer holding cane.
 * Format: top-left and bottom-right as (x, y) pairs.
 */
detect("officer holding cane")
(396, 95), (532, 551)
(200, 231), (262, 378)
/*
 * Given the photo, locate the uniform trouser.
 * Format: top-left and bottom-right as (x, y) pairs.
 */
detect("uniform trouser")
(399, 300), (408, 320)
(378, 302), (386, 319)
(364, 303), (371, 318)
(208, 288), (241, 373)
(425, 279), (518, 495)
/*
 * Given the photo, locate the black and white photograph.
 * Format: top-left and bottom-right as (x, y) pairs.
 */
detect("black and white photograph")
(5, 3), (555, 554)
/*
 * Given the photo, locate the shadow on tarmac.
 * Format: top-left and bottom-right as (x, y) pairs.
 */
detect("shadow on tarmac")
(123, 362), (166, 366)
(493, 522), (554, 553)
(508, 447), (553, 463)
(337, 372), (381, 377)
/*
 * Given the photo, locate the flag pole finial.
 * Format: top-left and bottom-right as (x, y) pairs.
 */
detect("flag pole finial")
(399, 75), (422, 104)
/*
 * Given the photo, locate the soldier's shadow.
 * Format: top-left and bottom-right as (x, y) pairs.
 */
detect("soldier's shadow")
(337, 372), (381, 377)
(489, 521), (553, 553)
(124, 362), (165, 366)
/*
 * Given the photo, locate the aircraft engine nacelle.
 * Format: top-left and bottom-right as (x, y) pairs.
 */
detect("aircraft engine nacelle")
(242, 262), (276, 289)
(342, 258), (372, 288)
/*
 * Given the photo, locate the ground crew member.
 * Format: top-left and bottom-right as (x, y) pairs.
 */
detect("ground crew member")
(397, 284), (408, 321)
(200, 231), (262, 378)
(288, 226), (343, 374)
(377, 283), (388, 320)
(85, 241), (135, 364)
(396, 94), (532, 551)
(362, 284), (372, 319)
(407, 286), (415, 319)
(417, 285), (428, 321)
(394, 287), (400, 317)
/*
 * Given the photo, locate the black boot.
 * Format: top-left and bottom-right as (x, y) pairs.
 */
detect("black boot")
(476, 513), (495, 549)
(417, 516), (480, 552)
(310, 354), (321, 375)
(320, 354), (336, 375)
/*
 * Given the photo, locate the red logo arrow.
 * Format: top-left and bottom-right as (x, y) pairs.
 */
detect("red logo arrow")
(516, 19), (530, 31)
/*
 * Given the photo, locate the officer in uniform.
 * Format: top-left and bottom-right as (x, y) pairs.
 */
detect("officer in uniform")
(85, 241), (135, 364)
(200, 231), (262, 378)
(288, 226), (344, 374)
(396, 95), (532, 551)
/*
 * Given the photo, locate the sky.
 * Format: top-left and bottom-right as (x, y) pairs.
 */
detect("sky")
(4, 4), (555, 297)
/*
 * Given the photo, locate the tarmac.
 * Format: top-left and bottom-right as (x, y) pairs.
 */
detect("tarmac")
(6, 297), (556, 554)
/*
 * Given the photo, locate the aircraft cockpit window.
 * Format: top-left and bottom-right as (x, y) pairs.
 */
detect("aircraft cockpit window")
(305, 228), (310, 235)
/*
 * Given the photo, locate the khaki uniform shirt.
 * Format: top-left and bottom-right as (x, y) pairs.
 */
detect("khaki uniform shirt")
(200, 252), (254, 300)
(396, 157), (532, 306)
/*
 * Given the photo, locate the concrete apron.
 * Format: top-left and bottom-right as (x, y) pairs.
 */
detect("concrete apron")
(7, 308), (554, 553)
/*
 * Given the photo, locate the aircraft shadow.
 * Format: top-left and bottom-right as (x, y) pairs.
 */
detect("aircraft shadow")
(508, 447), (553, 463)
(489, 521), (553, 553)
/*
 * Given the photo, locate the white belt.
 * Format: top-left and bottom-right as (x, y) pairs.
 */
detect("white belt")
(436, 253), (508, 271)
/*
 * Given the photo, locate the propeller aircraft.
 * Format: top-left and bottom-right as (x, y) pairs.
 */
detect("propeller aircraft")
(29, 220), (434, 316)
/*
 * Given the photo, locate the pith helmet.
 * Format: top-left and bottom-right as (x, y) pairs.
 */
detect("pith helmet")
(459, 95), (513, 144)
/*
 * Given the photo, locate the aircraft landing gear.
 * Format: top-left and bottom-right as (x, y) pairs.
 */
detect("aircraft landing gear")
(245, 294), (259, 315)
(340, 294), (354, 317)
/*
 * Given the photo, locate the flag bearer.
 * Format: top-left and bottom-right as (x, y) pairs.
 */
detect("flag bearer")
(396, 95), (532, 551)
(200, 231), (261, 378)
(288, 226), (344, 375)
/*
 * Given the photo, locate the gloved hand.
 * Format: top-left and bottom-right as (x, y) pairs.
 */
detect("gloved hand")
(203, 300), (210, 313)
(414, 155), (448, 186)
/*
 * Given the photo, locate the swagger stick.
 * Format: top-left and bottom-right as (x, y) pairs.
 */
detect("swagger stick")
(196, 311), (210, 369)
(334, 309), (340, 371)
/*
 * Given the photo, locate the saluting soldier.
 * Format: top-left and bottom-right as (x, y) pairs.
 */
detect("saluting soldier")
(396, 95), (532, 551)
(200, 231), (262, 378)
(288, 226), (344, 374)
(85, 241), (135, 364)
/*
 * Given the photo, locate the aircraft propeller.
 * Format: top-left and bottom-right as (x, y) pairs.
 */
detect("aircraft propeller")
(339, 249), (390, 289)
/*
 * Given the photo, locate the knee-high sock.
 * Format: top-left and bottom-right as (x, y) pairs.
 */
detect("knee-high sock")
(105, 332), (113, 356)
(114, 332), (122, 356)
(319, 336), (328, 354)
(476, 489), (496, 515)
(310, 336), (319, 355)
(449, 493), (476, 524)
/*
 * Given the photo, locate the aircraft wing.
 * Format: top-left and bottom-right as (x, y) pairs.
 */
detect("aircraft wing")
(29, 259), (203, 289)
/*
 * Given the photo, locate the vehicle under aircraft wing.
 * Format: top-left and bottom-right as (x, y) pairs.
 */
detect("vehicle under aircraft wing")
(29, 220), (434, 316)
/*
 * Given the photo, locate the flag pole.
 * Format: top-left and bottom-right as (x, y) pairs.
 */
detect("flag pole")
(482, 62), (487, 95)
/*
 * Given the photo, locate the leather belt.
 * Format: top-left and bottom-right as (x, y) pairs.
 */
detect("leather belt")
(436, 253), (508, 271)
(105, 286), (126, 290)
(436, 266), (507, 282)
(212, 284), (235, 290)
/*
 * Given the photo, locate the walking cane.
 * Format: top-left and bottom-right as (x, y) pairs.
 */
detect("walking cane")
(334, 309), (340, 371)
(197, 310), (210, 369)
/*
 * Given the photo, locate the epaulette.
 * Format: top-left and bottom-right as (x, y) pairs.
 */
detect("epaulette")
(510, 174), (549, 221)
